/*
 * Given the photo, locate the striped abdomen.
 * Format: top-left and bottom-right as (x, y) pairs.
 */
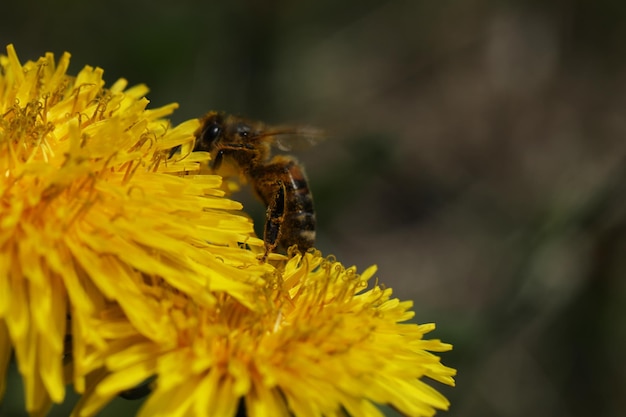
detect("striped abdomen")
(251, 156), (316, 257)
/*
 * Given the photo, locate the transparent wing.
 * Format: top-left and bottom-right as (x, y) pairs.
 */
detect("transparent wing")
(263, 125), (327, 151)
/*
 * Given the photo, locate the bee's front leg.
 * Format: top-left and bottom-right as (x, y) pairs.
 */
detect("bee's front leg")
(211, 149), (225, 171)
(261, 180), (287, 262)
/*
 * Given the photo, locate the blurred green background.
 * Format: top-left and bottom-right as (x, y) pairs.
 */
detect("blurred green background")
(3, 0), (626, 416)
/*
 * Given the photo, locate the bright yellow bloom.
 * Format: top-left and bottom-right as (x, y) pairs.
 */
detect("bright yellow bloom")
(0, 45), (269, 415)
(74, 251), (456, 417)
(0, 45), (455, 417)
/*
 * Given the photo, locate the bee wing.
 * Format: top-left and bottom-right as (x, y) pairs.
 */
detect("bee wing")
(268, 126), (327, 151)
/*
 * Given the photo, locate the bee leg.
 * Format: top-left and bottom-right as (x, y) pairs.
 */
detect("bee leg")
(211, 149), (225, 171)
(261, 180), (287, 261)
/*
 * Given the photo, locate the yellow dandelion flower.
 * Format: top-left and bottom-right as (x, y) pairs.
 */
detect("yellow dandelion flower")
(0, 45), (270, 415)
(74, 251), (456, 417)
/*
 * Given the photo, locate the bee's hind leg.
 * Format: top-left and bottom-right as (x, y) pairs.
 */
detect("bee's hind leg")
(261, 181), (286, 262)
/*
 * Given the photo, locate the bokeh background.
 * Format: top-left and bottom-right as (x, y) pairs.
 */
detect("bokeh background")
(2, 0), (626, 416)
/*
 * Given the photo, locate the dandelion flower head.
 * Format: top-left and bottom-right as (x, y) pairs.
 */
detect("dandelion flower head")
(0, 44), (267, 414)
(75, 251), (456, 417)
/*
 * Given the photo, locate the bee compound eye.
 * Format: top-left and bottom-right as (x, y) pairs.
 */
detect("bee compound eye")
(195, 122), (222, 152)
(206, 123), (221, 141)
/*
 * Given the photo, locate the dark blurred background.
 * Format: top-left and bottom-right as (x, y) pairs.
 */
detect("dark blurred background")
(2, 0), (626, 416)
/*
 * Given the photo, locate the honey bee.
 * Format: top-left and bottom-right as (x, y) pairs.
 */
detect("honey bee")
(192, 111), (322, 261)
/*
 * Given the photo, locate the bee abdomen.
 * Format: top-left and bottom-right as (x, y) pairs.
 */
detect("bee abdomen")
(253, 157), (317, 256)
(284, 211), (316, 250)
(283, 161), (316, 251)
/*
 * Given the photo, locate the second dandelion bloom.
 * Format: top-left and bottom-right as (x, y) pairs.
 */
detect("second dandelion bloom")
(75, 251), (456, 417)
